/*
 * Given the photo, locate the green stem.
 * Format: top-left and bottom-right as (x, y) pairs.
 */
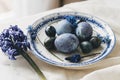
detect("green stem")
(49, 51), (64, 61)
(81, 52), (101, 58)
(20, 50), (46, 80)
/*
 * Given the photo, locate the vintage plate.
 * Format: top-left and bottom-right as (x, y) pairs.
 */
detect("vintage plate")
(28, 12), (116, 69)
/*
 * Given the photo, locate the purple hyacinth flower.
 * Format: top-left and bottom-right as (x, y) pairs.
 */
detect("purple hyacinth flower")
(0, 25), (30, 60)
(0, 41), (4, 47)
(1, 45), (9, 52)
(0, 35), (4, 47)
(15, 42), (22, 48)
(2, 29), (9, 38)
(9, 25), (19, 31)
(6, 48), (17, 60)
(64, 15), (77, 24)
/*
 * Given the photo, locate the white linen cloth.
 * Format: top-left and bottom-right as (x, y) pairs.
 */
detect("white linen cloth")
(0, 0), (120, 80)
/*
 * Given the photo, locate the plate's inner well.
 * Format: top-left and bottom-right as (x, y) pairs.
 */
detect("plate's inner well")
(33, 16), (109, 63)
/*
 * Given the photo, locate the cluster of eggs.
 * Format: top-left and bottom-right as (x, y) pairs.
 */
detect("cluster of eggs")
(44, 16), (102, 62)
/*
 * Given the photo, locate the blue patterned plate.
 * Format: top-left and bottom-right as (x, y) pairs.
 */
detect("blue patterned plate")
(28, 12), (116, 69)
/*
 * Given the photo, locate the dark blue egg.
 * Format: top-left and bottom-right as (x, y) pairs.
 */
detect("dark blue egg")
(45, 26), (56, 37)
(80, 41), (93, 53)
(44, 37), (56, 50)
(90, 36), (102, 48)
